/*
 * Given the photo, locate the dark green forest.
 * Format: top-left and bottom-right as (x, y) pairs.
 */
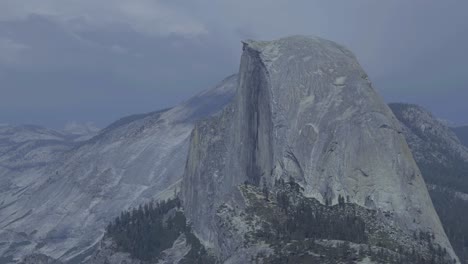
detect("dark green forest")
(104, 180), (459, 263)
(271, 179), (367, 244)
(247, 180), (455, 264)
(106, 197), (214, 263)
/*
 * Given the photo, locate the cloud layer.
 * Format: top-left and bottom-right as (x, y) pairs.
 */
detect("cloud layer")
(1, 0), (467, 127)
(0, 0), (207, 36)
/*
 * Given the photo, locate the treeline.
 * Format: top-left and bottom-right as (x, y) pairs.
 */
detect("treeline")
(106, 197), (214, 263)
(257, 178), (455, 264)
(254, 178), (367, 245)
(106, 198), (185, 261)
(278, 195), (367, 244)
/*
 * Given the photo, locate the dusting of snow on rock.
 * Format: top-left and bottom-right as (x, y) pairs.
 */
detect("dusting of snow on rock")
(334, 76), (347, 86)
(157, 234), (191, 264)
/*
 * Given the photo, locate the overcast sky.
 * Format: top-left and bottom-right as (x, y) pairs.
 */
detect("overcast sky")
(1, 0), (467, 128)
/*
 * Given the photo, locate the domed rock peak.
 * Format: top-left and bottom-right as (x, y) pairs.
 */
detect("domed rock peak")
(182, 36), (459, 262)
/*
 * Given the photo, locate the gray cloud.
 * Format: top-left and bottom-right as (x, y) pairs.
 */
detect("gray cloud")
(0, 0), (207, 36)
(0, 1), (467, 127)
(0, 37), (29, 64)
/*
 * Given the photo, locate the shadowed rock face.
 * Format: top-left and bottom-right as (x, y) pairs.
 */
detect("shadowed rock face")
(182, 36), (458, 261)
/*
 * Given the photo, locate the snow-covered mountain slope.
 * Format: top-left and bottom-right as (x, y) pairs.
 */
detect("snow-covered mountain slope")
(0, 75), (237, 263)
(0, 122), (100, 170)
(0, 125), (74, 168)
(0, 125), (93, 263)
(0, 125), (67, 144)
(182, 36), (459, 262)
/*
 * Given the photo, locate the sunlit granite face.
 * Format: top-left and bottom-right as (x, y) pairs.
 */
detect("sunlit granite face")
(182, 35), (458, 262)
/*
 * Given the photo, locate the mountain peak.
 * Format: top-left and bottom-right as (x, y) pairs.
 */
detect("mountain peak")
(182, 36), (459, 262)
(242, 35), (357, 71)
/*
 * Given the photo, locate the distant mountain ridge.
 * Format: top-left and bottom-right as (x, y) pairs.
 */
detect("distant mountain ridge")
(390, 103), (468, 263)
(0, 123), (100, 167)
(0, 124), (80, 170)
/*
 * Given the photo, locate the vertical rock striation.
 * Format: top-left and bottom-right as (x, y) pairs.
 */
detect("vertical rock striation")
(182, 36), (458, 261)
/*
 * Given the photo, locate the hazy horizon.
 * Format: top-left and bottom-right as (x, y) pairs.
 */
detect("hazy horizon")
(1, 1), (467, 129)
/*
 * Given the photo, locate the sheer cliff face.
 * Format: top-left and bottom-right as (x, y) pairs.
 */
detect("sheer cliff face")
(182, 36), (457, 259)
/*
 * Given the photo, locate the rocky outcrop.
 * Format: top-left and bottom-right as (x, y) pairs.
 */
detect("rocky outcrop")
(182, 36), (458, 261)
